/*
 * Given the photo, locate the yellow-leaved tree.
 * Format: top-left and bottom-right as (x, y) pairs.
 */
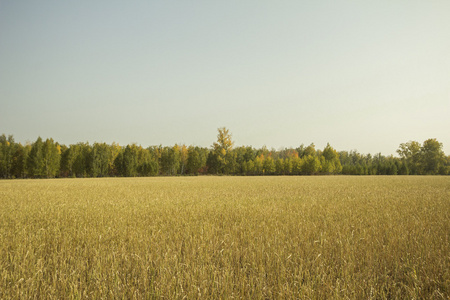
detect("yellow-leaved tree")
(207, 127), (235, 174)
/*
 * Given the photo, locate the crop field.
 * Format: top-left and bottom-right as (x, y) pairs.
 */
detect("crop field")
(0, 176), (449, 299)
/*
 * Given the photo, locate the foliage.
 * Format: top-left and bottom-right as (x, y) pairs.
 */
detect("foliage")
(209, 127), (234, 174)
(26, 137), (45, 178)
(397, 141), (421, 174)
(0, 131), (448, 178)
(0, 134), (15, 178)
(160, 146), (180, 176)
(42, 138), (60, 178)
(420, 138), (445, 175)
(186, 146), (207, 175)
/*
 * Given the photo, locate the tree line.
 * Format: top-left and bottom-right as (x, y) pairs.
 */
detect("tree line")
(0, 128), (448, 179)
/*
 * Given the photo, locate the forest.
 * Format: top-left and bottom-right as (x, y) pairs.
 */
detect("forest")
(0, 128), (449, 179)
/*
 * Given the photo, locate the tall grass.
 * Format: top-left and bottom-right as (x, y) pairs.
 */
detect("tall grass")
(0, 176), (449, 299)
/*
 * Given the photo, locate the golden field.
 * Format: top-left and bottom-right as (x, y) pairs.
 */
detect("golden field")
(0, 176), (449, 299)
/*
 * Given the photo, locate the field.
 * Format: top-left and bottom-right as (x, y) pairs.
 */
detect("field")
(0, 176), (449, 299)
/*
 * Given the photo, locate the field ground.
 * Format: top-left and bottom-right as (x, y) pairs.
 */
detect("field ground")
(0, 176), (449, 299)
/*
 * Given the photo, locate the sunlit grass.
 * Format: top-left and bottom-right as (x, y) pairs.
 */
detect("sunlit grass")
(0, 176), (449, 299)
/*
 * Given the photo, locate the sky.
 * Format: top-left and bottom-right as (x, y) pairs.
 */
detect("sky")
(1, 1), (449, 155)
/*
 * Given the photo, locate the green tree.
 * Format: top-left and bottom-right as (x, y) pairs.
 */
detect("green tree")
(291, 157), (302, 175)
(303, 155), (320, 175)
(224, 150), (237, 174)
(275, 158), (284, 175)
(122, 144), (139, 177)
(397, 159), (409, 175)
(160, 146), (180, 175)
(108, 143), (122, 176)
(284, 158), (293, 175)
(71, 143), (91, 177)
(186, 146), (203, 175)
(27, 137), (44, 178)
(91, 143), (110, 177)
(397, 141), (421, 174)
(179, 145), (188, 175)
(302, 143), (316, 158)
(42, 138), (61, 178)
(0, 134), (15, 178)
(136, 146), (158, 176)
(246, 160), (255, 175)
(11, 143), (30, 178)
(263, 156), (276, 175)
(386, 158), (398, 175)
(208, 127), (234, 174)
(234, 146), (256, 175)
(441, 155), (450, 175)
(253, 155), (263, 175)
(420, 138), (445, 175)
(113, 151), (125, 176)
(60, 144), (83, 177)
(321, 143), (342, 174)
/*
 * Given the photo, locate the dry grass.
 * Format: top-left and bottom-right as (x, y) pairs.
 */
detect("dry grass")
(0, 176), (449, 299)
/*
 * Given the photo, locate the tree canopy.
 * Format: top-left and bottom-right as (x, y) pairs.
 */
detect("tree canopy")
(0, 129), (448, 179)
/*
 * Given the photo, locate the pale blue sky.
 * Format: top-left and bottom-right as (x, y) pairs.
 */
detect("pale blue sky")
(1, 1), (449, 155)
